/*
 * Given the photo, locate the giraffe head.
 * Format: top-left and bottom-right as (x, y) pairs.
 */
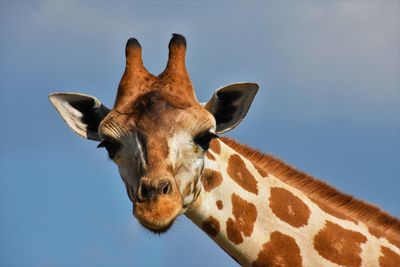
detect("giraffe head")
(49, 34), (258, 233)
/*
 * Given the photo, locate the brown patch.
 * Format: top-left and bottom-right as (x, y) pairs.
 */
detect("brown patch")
(210, 139), (220, 154)
(379, 246), (400, 267)
(201, 168), (223, 192)
(226, 218), (243, 244)
(253, 231), (302, 267)
(227, 154), (258, 195)
(205, 151), (216, 160)
(216, 200), (223, 210)
(254, 164), (268, 177)
(221, 137), (400, 244)
(202, 216), (220, 237)
(269, 187), (310, 228)
(314, 221), (367, 267)
(232, 194), (257, 236)
(226, 194), (257, 245)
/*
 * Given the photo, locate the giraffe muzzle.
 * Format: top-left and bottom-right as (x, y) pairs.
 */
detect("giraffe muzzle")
(136, 178), (172, 202)
(133, 177), (183, 233)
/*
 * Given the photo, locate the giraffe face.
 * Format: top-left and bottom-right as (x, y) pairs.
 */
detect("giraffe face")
(49, 34), (258, 234)
(98, 92), (217, 233)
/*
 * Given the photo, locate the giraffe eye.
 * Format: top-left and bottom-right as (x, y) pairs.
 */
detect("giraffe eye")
(97, 139), (121, 159)
(194, 132), (218, 151)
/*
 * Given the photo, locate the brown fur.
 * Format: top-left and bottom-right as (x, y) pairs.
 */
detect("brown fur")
(210, 138), (221, 154)
(221, 137), (400, 247)
(227, 154), (258, 195)
(226, 218), (243, 244)
(135, 192), (182, 230)
(314, 221), (367, 267)
(201, 169), (223, 192)
(379, 246), (400, 267)
(226, 193), (257, 245)
(114, 34), (198, 114)
(253, 231), (302, 267)
(202, 216), (220, 237)
(269, 187), (310, 228)
(231, 193), (257, 237)
(216, 200), (223, 210)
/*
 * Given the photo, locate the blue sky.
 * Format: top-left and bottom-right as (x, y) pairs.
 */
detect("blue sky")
(0, 1), (399, 266)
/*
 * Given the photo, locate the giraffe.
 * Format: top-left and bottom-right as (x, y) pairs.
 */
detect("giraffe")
(49, 34), (400, 266)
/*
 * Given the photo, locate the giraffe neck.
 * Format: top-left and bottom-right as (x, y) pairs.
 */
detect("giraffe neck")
(185, 138), (400, 267)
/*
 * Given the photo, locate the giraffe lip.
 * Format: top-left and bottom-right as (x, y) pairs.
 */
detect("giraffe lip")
(133, 191), (183, 234)
(136, 217), (175, 234)
(140, 219), (174, 234)
(133, 201), (180, 234)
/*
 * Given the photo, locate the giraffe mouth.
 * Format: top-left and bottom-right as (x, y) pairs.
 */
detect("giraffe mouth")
(137, 218), (175, 234)
(133, 194), (182, 234)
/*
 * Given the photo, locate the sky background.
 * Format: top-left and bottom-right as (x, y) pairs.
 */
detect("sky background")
(0, 1), (399, 266)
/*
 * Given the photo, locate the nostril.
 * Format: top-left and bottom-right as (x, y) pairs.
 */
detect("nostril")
(161, 181), (172, 195)
(140, 183), (150, 200)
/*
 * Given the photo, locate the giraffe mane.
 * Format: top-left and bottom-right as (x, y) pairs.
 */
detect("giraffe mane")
(220, 137), (400, 245)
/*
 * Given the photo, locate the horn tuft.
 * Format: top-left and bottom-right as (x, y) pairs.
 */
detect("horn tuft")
(169, 33), (186, 49)
(125, 37), (142, 64)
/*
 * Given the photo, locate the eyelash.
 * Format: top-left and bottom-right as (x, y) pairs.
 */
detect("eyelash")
(97, 139), (121, 159)
(194, 132), (218, 151)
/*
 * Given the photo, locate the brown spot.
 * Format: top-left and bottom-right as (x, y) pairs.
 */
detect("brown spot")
(311, 197), (358, 224)
(202, 216), (220, 237)
(205, 151), (216, 160)
(269, 187), (310, 228)
(226, 194), (257, 245)
(201, 169), (223, 192)
(253, 231), (302, 267)
(210, 139), (220, 154)
(226, 218), (243, 244)
(254, 164), (268, 177)
(216, 200), (223, 210)
(379, 246), (400, 267)
(227, 154), (258, 195)
(232, 194), (257, 236)
(314, 221), (367, 267)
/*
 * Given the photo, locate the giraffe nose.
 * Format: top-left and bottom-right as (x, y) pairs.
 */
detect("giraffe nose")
(137, 178), (172, 202)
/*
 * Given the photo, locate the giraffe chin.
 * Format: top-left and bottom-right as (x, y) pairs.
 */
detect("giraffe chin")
(133, 196), (182, 234)
(137, 218), (175, 234)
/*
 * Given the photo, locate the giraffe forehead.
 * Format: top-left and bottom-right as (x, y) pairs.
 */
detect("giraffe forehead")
(100, 98), (214, 142)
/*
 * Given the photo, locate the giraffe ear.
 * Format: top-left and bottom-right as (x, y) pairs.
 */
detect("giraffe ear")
(204, 83), (259, 134)
(49, 92), (110, 141)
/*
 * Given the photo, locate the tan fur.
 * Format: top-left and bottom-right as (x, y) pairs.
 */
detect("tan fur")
(220, 137), (400, 247)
